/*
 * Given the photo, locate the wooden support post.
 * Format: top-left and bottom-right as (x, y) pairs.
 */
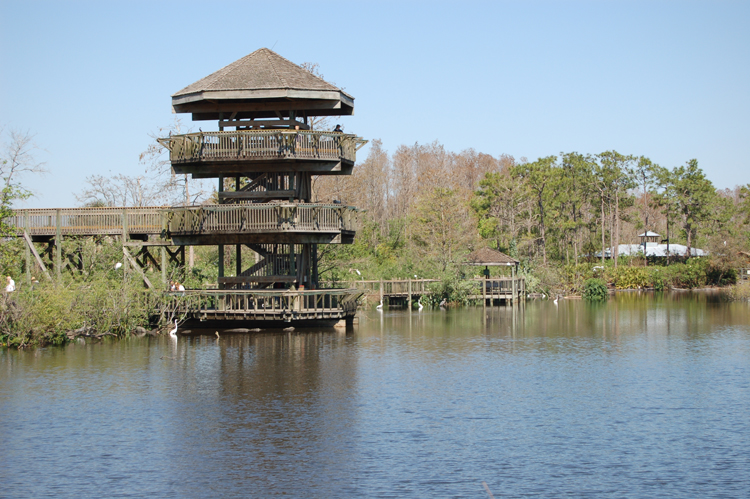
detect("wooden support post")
(218, 244), (224, 289)
(512, 266), (517, 306)
(123, 247), (153, 289)
(161, 247), (167, 286)
(23, 232), (51, 281)
(379, 279), (384, 305)
(483, 276), (487, 310)
(55, 209), (62, 279)
(408, 278), (412, 309)
(24, 211), (30, 285)
(236, 244), (242, 280)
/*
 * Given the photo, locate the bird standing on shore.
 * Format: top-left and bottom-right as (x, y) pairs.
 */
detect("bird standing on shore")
(376, 299), (383, 311)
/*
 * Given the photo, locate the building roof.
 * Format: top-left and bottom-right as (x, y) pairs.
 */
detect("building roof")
(638, 231), (661, 237)
(171, 48), (354, 120)
(466, 247), (519, 266)
(604, 243), (706, 258)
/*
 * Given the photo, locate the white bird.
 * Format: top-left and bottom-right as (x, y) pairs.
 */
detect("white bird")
(414, 274), (418, 279)
(114, 262), (123, 270)
(417, 297), (423, 311)
(376, 299), (383, 310)
(553, 295), (559, 305)
(355, 269), (361, 276)
(169, 319), (178, 337)
(439, 298), (447, 308)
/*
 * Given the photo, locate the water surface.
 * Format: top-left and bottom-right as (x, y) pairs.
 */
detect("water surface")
(2, 292), (749, 498)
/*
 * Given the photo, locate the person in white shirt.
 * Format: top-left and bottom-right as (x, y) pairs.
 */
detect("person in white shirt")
(5, 276), (15, 293)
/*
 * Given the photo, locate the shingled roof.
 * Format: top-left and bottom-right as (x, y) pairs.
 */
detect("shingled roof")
(466, 248), (519, 266)
(174, 48), (349, 97)
(171, 48), (354, 119)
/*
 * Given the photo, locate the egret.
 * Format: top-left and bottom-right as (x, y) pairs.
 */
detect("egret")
(114, 262), (123, 270)
(553, 295), (559, 305)
(417, 297), (423, 311)
(439, 298), (447, 308)
(169, 319), (178, 337)
(215, 331), (220, 340)
(376, 299), (383, 310)
(355, 269), (361, 276)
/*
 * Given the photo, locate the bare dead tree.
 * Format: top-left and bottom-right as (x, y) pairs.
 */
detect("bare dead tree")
(1, 128), (48, 208)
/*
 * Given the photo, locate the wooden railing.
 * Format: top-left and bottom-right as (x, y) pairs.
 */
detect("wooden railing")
(171, 288), (361, 320)
(167, 204), (357, 235)
(8, 204), (358, 238)
(739, 268), (750, 281)
(7, 207), (165, 236)
(320, 277), (524, 298)
(158, 130), (366, 164)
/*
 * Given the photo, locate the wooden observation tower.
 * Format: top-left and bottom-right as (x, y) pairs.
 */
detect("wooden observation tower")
(157, 48), (366, 323)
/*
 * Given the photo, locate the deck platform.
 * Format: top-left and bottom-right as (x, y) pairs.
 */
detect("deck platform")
(170, 288), (362, 325)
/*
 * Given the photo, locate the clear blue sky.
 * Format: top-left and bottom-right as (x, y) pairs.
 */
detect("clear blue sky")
(2, 0), (748, 209)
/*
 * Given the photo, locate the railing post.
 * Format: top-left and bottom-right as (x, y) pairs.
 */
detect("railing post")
(24, 211), (30, 285)
(379, 279), (383, 305)
(55, 209), (62, 279)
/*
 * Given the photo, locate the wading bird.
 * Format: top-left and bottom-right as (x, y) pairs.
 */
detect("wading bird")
(169, 319), (178, 337)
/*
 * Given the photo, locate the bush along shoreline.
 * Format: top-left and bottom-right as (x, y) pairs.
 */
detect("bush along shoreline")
(0, 273), (182, 349)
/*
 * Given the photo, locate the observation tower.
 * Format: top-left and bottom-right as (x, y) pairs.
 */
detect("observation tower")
(158, 48), (367, 324)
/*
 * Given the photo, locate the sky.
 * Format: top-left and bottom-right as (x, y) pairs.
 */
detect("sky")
(1, 0), (748, 209)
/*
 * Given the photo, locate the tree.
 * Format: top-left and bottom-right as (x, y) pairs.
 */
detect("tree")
(471, 164), (525, 256)
(512, 156), (556, 265)
(593, 151), (636, 267)
(412, 187), (475, 272)
(1, 129), (47, 231)
(669, 159), (717, 257)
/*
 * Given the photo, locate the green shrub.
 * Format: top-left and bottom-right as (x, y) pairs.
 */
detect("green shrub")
(583, 278), (608, 301)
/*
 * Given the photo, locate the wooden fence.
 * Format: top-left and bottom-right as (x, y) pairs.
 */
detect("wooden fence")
(159, 130), (365, 164)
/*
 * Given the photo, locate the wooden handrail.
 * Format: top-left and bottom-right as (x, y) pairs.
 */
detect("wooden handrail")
(158, 130), (366, 164)
(7, 204), (358, 237)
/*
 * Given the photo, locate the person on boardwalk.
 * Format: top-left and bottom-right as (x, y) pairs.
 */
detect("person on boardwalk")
(5, 276), (15, 293)
(333, 124), (343, 133)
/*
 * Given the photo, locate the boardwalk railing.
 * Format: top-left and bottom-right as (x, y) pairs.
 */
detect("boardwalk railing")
(167, 204), (357, 235)
(159, 130), (366, 164)
(8, 204), (358, 238)
(7, 207), (165, 237)
(171, 288), (361, 322)
(321, 277), (525, 301)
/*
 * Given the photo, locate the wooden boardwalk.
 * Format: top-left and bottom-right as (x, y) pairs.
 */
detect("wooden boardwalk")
(8, 204), (357, 242)
(171, 288), (361, 325)
(324, 278), (526, 306)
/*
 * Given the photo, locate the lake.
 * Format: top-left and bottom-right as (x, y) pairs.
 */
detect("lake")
(2, 292), (749, 498)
